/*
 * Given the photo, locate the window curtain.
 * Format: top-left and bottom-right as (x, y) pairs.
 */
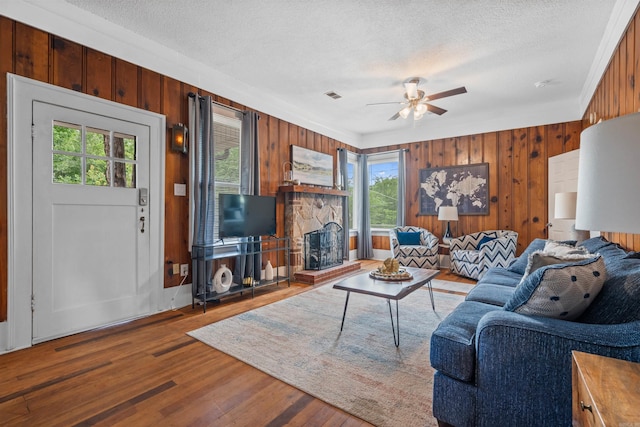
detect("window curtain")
(338, 148), (350, 260)
(234, 111), (262, 285)
(397, 149), (407, 227)
(188, 94), (216, 294)
(357, 154), (373, 259)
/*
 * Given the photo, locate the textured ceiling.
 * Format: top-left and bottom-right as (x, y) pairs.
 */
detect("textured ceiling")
(13, 0), (633, 146)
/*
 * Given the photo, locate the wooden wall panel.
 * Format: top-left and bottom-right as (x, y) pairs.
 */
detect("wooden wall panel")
(0, 17), (13, 322)
(114, 58), (138, 107)
(85, 48), (112, 99)
(582, 7), (640, 252)
(51, 36), (83, 92)
(363, 121), (582, 256)
(14, 22), (48, 81)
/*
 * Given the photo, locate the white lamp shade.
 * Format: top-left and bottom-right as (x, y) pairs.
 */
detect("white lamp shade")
(438, 206), (459, 221)
(554, 192), (577, 219)
(576, 112), (640, 234)
(399, 106), (411, 119)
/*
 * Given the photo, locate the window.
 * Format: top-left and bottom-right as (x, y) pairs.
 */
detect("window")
(212, 109), (242, 240)
(346, 151), (359, 230)
(367, 152), (399, 229)
(52, 121), (137, 188)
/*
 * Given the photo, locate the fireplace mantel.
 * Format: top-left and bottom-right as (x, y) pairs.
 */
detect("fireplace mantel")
(278, 185), (348, 197)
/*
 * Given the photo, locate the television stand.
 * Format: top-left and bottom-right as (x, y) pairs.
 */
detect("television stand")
(191, 236), (290, 312)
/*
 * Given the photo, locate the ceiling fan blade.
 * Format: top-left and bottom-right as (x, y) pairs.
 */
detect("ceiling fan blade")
(425, 86), (467, 101)
(388, 112), (401, 121)
(366, 101), (404, 106)
(426, 103), (447, 115)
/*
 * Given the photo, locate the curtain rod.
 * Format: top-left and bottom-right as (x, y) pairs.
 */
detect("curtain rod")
(188, 92), (244, 114)
(364, 148), (410, 155)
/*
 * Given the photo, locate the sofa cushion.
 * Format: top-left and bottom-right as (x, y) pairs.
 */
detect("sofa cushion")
(504, 255), (606, 320)
(478, 267), (522, 288)
(452, 250), (480, 263)
(579, 258), (640, 324)
(397, 231), (421, 245)
(398, 244), (432, 257)
(465, 283), (516, 306)
(508, 239), (577, 275)
(578, 236), (617, 254)
(430, 301), (501, 382)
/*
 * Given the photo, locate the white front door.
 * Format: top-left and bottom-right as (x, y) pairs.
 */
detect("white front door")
(31, 101), (152, 342)
(548, 149), (580, 241)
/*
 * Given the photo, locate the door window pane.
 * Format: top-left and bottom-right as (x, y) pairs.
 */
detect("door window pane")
(114, 133), (136, 160)
(114, 161), (135, 188)
(51, 123), (138, 187)
(53, 154), (81, 184)
(86, 127), (109, 157)
(53, 122), (81, 153)
(86, 158), (110, 186)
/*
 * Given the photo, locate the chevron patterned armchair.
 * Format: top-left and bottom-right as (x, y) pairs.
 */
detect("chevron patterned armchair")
(389, 226), (440, 269)
(450, 230), (518, 279)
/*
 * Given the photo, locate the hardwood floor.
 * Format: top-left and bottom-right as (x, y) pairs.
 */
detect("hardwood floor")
(0, 263), (474, 426)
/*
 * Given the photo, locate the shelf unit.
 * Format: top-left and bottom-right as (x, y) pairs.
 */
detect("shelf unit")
(191, 236), (290, 312)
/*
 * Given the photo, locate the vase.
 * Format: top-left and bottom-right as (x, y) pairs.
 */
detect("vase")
(213, 264), (233, 293)
(265, 260), (274, 281)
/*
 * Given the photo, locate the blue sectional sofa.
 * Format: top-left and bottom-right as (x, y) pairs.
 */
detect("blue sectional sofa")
(430, 237), (640, 427)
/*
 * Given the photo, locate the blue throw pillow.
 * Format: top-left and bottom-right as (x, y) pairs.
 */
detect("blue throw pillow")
(504, 255), (606, 320)
(508, 239), (548, 275)
(397, 231), (421, 246)
(478, 236), (496, 249)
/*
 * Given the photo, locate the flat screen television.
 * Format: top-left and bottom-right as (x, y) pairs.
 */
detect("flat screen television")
(218, 193), (277, 238)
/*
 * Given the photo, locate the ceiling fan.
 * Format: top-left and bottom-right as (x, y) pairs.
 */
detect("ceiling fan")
(368, 77), (467, 121)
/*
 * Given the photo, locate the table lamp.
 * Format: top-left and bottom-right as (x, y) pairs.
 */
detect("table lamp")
(438, 206), (459, 244)
(554, 192), (590, 242)
(576, 112), (640, 234)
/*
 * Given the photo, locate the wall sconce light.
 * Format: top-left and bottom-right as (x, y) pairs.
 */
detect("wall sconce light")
(171, 123), (188, 154)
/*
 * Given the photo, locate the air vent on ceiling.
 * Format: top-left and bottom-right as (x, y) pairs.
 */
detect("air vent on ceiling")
(325, 91), (342, 100)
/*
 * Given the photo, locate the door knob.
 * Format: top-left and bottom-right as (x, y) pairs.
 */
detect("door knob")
(140, 216), (145, 233)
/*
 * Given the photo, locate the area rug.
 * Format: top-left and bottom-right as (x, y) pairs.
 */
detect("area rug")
(188, 280), (466, 427)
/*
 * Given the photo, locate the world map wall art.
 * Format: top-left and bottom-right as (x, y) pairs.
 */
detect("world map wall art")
(419, 163), (489, 215)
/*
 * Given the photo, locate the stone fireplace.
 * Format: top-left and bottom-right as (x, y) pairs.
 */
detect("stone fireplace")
(280, 185), (348, 273)
(304, 222), (343, 270)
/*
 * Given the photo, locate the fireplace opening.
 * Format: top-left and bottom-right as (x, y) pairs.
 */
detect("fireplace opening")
(304, 222), (343, 270)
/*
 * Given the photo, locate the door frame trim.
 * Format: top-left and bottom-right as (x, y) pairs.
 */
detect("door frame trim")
(5, 74), (166, 352)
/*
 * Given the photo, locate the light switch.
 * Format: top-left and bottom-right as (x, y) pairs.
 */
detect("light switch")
(174, 183), (187, 196)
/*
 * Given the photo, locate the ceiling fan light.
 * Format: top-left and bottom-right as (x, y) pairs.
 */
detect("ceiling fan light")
(404, 82), (419, 100)
(414, 111), (424, 120)
(399, 106), (412, 119)
(415, 103), (427, 114)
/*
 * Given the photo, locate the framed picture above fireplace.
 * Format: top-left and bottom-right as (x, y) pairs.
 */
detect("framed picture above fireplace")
(291, 145), (334, 187)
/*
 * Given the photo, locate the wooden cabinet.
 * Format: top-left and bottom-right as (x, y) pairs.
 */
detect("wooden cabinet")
(572, 351), (640, 426)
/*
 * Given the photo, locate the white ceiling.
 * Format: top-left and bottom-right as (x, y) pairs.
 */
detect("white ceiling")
(3, 0), (639, 148)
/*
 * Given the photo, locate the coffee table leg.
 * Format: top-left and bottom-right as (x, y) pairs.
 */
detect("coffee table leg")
(340, 291), (351, 332)
(387, 299), (400, 347)
(427, 280), (435, 310)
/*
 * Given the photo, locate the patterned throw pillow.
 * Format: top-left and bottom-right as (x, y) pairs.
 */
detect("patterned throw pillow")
(504, 255), (606, 320)
(397, 231), (421, 246)
(508, 239), (578, 275)
(543, 240), (589, 257)
(522, 250), (595, 280)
